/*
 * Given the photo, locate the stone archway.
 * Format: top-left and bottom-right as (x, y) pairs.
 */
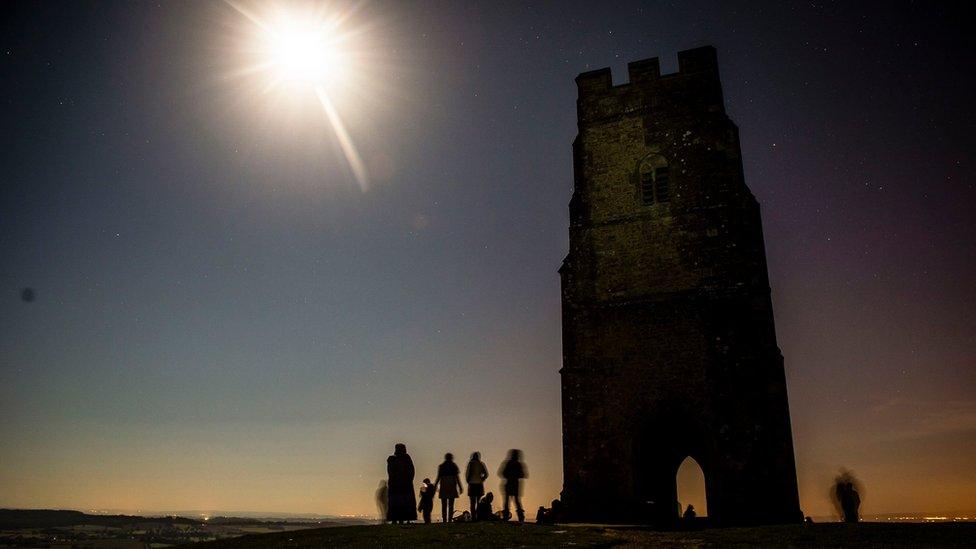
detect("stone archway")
(629, 416), (710, 526)
(675, 456), (707, 518)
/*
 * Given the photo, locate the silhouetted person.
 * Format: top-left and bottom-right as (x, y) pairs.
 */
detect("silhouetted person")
(465, 451), (489, 519)
(535, 506), (550, 525)
(832, 469), (863, 523)
(386, 443), (417, 523)
(683, 504), (696, 520)
(499, 449), (527, 523)
(375, 480), (388, 523)
(476, 492), (499, 521)
(837, 481), (861, 523)
(435, 452), (463, 522)
(550, 498), (564, 523)
(417, 478), (435, 524)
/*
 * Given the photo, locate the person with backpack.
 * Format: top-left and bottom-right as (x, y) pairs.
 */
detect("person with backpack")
(465, 451), (489, 519)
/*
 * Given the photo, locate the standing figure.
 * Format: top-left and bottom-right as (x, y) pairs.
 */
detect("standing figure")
(386, 443), (418, 523)
(435, 452), (463, 522)
(832, 470), (863, 524)
(838, 481), (861, 523)
(465, 451), (489, 519)
(683, 504), (696, 520)
(375, 480), (388, 523)
(417, 478), (436, 524)
(499, 449), (527, 523)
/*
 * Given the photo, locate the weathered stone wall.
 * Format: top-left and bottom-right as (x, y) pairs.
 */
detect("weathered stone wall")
(560, 46), (802, 526)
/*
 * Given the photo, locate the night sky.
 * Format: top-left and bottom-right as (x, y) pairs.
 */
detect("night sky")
(1, 1), (973, 518)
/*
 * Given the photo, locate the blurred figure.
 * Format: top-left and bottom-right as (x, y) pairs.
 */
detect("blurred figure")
(375, 480), (388, 523)
(465, 451), (489, 519)
(435, 452), (463, 522)
(832, 469), (863, 523)
(499, 449), (527, 523)
(417, 478), (435, 524)
(838, 482), (861, 523)
(477, 492), (499, 521)
(683, 504), (696, 519)
(386, 443), (418, 523)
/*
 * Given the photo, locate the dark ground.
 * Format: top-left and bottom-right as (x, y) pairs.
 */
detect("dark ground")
(0, 509), (370, 546)
(187, 521), (976, 548)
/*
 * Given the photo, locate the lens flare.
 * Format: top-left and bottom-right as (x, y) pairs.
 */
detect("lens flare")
(224, 1), (370, 191)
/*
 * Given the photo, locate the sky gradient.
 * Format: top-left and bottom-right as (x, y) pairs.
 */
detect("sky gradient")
(1, 1), (973, 518)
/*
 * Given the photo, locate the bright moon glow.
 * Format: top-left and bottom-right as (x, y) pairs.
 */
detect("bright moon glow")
(226, 1), (369, 190)
(264, 18), (342, 85)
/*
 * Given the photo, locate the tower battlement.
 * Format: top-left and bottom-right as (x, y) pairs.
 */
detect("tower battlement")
(576, 46), (719, 92)
(574, 46), (724, 123)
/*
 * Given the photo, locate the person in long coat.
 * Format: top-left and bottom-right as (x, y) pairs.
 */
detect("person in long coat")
(386, 443), (418, 523)
(434, 452), (463, 522)
(465, 451), (489, 519)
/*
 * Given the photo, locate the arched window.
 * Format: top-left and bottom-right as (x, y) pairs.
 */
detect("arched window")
(675, 456), (707, 518)
(638, 155), (670, 206)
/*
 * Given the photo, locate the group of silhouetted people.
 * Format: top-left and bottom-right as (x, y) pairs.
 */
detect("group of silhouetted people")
(380, 443), (528, 524)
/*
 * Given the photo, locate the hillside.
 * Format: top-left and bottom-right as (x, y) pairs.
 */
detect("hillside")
(189, 521), (976, 548)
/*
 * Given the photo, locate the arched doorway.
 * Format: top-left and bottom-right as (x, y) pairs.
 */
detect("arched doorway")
(675, 456), (707, 518)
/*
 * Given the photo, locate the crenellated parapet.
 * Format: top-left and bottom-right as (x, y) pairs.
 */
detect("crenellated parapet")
(575, 46), (725, 124)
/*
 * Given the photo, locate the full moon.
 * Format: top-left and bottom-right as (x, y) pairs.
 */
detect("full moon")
(263, 17), (343, 86)
(225, 1), (370, 190)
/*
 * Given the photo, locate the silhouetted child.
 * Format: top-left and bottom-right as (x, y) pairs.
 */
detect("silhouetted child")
(418, 478), (435, 524)
(683, 504), (696, 519)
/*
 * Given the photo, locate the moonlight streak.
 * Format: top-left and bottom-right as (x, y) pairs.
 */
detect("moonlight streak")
(225, 0), (370, 191)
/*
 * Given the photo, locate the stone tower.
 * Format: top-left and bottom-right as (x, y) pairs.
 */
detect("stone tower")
(559, 46), (802, 526)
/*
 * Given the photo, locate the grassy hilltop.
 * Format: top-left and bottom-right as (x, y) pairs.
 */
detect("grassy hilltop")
(190, 521), (976, 548)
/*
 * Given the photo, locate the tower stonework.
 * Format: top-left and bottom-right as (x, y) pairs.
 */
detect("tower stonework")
(559, 46), (802, 526)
